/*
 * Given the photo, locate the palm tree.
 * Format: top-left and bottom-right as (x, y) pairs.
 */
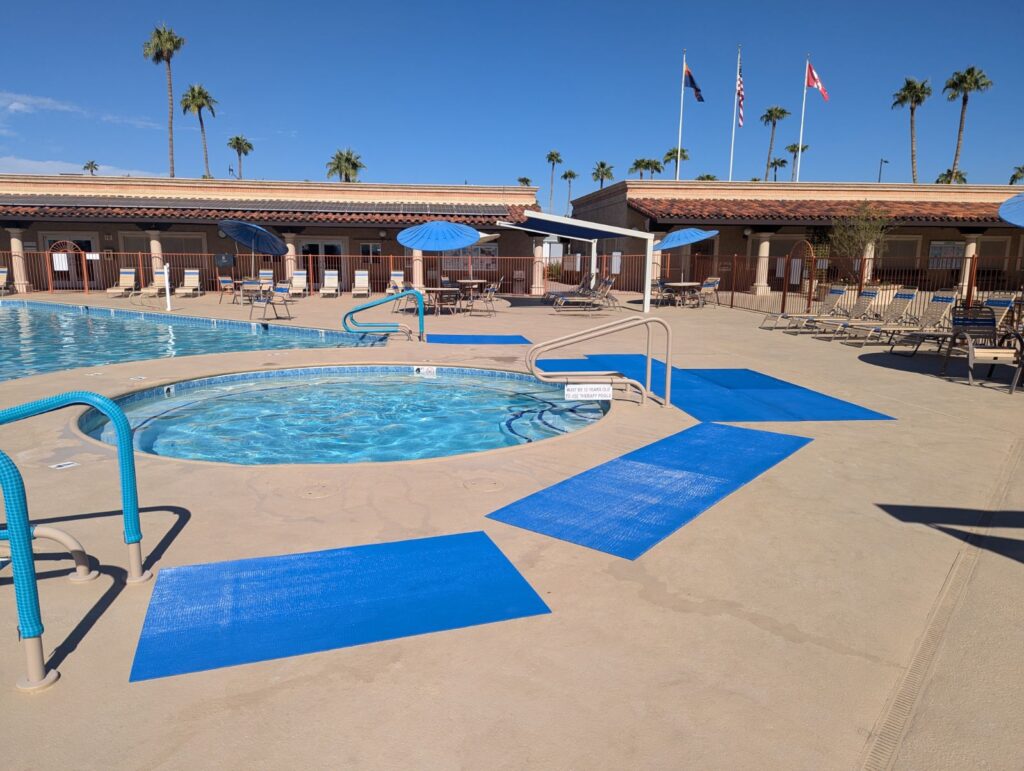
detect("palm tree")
(545, 150), (562, 212)
(784, 143), (808, 182)
(592, 161), (614, 189)
(891, 78), (932, 184)
(143, 25), (185, 177)
(326, 148), (365, 182)
(561, 169), (577, 213)
(227, 136), (253, 179)
(696, 174), (718, 181)
(517, 176), (532, 186)
(935, 168), (967, 184)
(760, 106), (790, 181)
(769, 157), (788, 182)
(1010, 165), (1024, 185)
(180, 85), (217, 178)
(943, 66), (992, 179)
(647, 159), (664, 178)
(629, 158), (647, 179)
(83, 160), (98, 175)
(664, 146), (689, 178)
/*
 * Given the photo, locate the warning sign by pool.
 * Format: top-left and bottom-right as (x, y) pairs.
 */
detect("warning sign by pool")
(564, 383), (613, 401)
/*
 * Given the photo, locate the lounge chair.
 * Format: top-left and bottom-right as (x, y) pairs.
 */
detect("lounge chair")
(352, 270), (371, 298)
(176, 269), (203, 297)
(555, 277), (616, 313)
(696, 276), (721, 307)
(784, 286), (880, 335)
(544, 273), (591, 303)
(894, 291), (1016, 357)
(217, 275), (238, 304)
(385, 270), (405, 295)
(320, 270), (340, 298)
(941, 305), (1024, 392)
(0, 267), (8, 296)
(815, 286), (918, 342)
(250, 283), (293, 319)
(288, 269), (309, 298)
(141, 273), (170, 297)
(106, 268), (136, 297)
(876, 289), (959, 352)
(761, 285), (848, 330)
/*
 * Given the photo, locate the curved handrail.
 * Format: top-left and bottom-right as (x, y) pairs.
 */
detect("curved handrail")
(342, 290), (425, 341)
(0, 448), (56, 690)
(527, 317), (673, 407)
(0, 391), (150, 583)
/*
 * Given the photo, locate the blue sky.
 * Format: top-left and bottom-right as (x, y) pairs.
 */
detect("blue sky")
(1, 0), (1021, 205)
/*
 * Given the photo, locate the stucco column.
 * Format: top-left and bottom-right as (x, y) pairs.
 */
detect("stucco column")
(146, 230), (164, 273)
(530, 242), (546, 296)
(283, 233), (298, 279)
(861, 242), (876, 282)
(411, 249), (424, 289)
(752, 232), (773, 295)
(6, 228), (30, 292)
(652, 249), (663, 280)
(958, 235), (980, 294)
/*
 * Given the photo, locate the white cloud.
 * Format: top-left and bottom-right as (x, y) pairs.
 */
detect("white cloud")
(0, 155), (164, 177)
(0, 91), (160, 134)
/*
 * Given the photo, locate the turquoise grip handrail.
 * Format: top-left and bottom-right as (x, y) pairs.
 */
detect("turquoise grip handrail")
(342, 289), (425, 341)
(0, 449), (44, 640)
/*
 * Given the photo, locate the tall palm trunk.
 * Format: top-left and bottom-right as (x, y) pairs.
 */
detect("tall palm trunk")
(599, 178), (604, 190)
(764, 124), (777, 181)
(236, 150), (243, 179)
(565, 179), (572, 214)
(165, 60), (175, 177)
(790, 152), (797, 181)
(951, 94), (968, 176)
(909, 105), (918, 184)
(198, 111), (211, 178)
(548, 165), (555, 212)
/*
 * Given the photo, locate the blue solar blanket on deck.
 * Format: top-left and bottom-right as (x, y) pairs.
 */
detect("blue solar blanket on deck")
(487, 422), (810, 559)
(130, 531), (549, 681)
(537, 354), (891, 422)
(426, 334), (532, 345)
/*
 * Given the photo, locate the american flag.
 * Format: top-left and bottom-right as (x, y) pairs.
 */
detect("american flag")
(736, 58), (745, 127)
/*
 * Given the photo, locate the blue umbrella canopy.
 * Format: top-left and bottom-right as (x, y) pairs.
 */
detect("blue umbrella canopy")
(998, 193), (1024, 228)
(218, 219), (287, 256)
(653, 228), (719, 251)
(397, 220), (481, 252)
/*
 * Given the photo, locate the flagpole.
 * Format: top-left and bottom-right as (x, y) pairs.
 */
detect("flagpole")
(728, 45), (740, 182)
(675, 50), (686, 181)
(795, 53), (809, 182)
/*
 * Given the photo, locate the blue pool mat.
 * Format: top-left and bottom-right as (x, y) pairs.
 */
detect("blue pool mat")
(488, 423), (810, 559)
(129, 531), (549, 682)
(427, 333), (532, 345)
(537, 354), (891, 422)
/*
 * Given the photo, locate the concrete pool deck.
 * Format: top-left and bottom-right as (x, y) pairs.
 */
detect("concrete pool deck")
(2, 292), (1023, 769)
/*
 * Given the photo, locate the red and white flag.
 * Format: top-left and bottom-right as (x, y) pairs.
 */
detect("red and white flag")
(806, 61), (829, 101)
(736, 58), (745, 126)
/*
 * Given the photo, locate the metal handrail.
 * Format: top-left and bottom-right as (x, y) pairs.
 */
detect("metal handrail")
(342, 289), (425, 341)
(526, 317), (673, 406)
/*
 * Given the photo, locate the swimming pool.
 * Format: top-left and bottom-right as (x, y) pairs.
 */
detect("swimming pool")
(81, 366), (608, 464)
(0, 301), (382, 382)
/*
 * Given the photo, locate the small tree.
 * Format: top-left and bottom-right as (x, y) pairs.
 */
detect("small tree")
(828, 203), (893, 274)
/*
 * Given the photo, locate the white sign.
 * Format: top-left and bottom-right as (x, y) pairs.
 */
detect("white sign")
(52, 252), (69, 270)
(564, 383), (613, 401)
(86, 252), (101, 261)
(413, 366), (437, 378)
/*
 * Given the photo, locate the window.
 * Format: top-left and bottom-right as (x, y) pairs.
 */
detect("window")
(118, 232), (206, 254)
(360, 243), (382, 264)
(927, 241), (965, 270)
(879, 236), (920, 267)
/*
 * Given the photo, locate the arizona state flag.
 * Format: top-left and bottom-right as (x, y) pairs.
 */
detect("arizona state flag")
(684, 65), (705, 102)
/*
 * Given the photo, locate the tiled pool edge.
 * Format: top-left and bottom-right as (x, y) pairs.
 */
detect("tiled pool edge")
(0, 298), (385, 346)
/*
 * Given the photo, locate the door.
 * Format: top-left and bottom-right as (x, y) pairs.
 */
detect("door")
(300, 240), (346, 290)
(46, 238), (96, 289)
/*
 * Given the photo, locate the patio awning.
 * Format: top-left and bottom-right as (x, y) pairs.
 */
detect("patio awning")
(497, 211), (657, 312)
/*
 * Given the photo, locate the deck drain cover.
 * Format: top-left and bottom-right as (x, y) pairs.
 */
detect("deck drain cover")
(300, 483), (339, 500)
(463, 478), (504, 493)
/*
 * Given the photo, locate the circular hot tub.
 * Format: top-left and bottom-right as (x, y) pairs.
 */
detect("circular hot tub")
(80, 366), (608, 465)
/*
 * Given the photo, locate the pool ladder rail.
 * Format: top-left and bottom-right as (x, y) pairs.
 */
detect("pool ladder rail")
(526, 317), (673, 407)
(342, 289), (425, 341)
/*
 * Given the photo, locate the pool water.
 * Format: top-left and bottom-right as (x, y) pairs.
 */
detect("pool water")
(0, 302), (381, 382)
(83, 366), (608, 464)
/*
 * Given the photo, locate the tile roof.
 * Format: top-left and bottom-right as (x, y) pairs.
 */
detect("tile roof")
(628, 197), (1004, 225)
(0, 196), (532, 227)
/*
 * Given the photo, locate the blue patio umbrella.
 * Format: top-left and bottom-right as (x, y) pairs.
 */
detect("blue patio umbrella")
(218, 219), (288, 276)
(653, 228), (719, 251)
(397, 220), (481, 252)
(998, 193), (1024, 228)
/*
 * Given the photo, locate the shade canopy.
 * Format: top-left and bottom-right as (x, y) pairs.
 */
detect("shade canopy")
(397, 220), (481, 252)
(998, 193), (1024, 228)
(497, 209), (642, 243)
(218, 219), (287, 256)
(653, 228), (719, 251)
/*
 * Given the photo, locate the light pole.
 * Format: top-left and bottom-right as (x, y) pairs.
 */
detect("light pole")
(878, 158), (889, 183)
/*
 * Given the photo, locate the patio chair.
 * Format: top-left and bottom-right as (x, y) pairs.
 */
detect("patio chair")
(258, 269), (274, 283)
(250, 283), (293, 320)
(320, 270), (340, 298)
(0, 267), (8, 296)
(352, 270), (371, 298)
(791, 286), (881, 336)
(217, 275), (239, 304)
(385, 270), (405, 295)
(140, 272), (170, 297)
(176, 269), (203, 297)
(697, 276), (721, 308)
(106, 268), (136, 297)
(762, 284), (848, 330)
(892, 291), (1014, 356)
(288, 269), (309, 298)
(816, 286), (918, 342)
(239, 278), (263, 304)
(652, 278), (677, 307)
(433, 289), (461, 316)
(466, 280), (499, 317)
(941, 305), (1024, 392)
